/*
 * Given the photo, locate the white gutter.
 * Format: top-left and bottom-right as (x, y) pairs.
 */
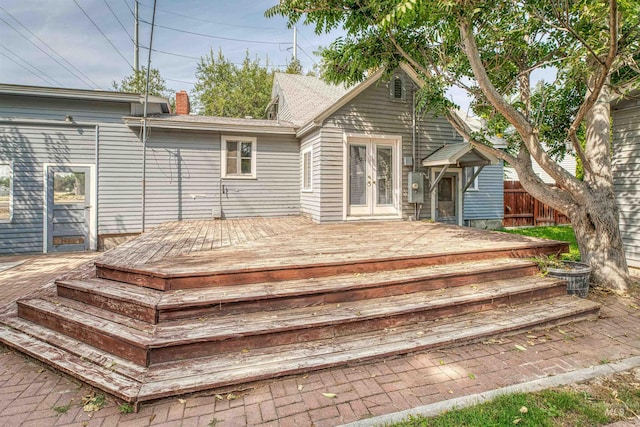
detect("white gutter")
(123, 118), (297, 135)
(0, 84), (140, 103)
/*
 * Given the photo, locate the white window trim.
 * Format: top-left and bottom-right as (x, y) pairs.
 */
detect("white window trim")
(301, 147), (313, 192)
(466, 166), (480, 191)
(221, 135), (257, 179)
(0, 161), (14, 223)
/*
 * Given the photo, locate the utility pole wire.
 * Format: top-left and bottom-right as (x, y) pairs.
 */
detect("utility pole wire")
(122, 0), (134, 17)
(0, 15), (96, 88)
(0, 6), (99, 88)
(73, 0), (133, 69)
(139, 20), (291, 45)
(102, 0), (133, 42)
(141, 0), (157, 233)
(0, 50), (58, 86)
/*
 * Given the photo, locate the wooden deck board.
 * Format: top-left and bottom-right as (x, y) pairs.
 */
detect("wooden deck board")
(137, 297), (599, 401)
(1, 216), (590, 406)
(0, 326), (142, 402)
(151, 276), (565, 344)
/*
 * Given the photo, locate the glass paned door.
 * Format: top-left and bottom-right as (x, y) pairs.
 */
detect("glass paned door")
(349, 144), (367, 206)
(47, 167), (91, 252)
(348, 138), (398, 217)
(436, 175), (457, 224)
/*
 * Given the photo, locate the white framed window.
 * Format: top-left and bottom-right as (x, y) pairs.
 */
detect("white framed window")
(464, 166), (480, 191)
(390, 75), (406, 101)
(221, 136), (257, 179)
(302, 147), (313, 192)
(0, 161), (13, 222)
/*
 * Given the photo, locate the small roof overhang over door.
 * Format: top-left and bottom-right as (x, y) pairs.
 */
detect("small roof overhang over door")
(421, 142), (500, 168)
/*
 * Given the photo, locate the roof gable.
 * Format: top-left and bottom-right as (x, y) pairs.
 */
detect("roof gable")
(272, 73), (348, 126)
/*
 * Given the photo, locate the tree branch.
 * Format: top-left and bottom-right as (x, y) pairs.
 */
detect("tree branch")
(568, 0), (618, 174)
(459, 18), (584, 197)
(387, 30), (433, 78)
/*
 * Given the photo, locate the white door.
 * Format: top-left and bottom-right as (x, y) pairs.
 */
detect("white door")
(348, 137), (398, 217)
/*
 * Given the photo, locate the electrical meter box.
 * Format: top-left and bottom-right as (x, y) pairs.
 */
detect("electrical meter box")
(408, 171), (424, 204)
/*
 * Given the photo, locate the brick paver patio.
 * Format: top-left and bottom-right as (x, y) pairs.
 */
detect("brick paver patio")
(0, 245), (639, 426)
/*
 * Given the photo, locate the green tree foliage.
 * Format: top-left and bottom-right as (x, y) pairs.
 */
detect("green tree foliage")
(285, 58), (304, 74)
(193, 50), (274, 118)
(268, 0), (640, 291)
(112, 67), (171, 98)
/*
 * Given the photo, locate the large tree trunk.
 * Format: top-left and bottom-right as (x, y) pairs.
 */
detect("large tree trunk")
(457, 17), (630, 293)
(567, 191), (629, 293)
(571, 72), (630, 292)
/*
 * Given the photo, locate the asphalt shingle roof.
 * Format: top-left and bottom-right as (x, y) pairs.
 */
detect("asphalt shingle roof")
(273, 73), (349, 126)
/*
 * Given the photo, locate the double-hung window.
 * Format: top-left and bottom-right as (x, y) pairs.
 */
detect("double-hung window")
(222, 136), (256, 178)
(302, 147), (312, 191)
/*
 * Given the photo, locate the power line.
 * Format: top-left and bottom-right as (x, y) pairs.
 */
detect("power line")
(0, 15), (96, 89)
(144, 47), (289, 68)
(122, 0), (134, 17)
(140, 20), (291, 46)
(102, 0), (133, 42)
(296, 44), (318, 66)
(0, 48), (58, 86)
(0, 6), (99, 89)
(0, 43), (62, 86)
(165, 77), (197, 85)
(137, 2), (287, 31)
(73, 0), (133, 69)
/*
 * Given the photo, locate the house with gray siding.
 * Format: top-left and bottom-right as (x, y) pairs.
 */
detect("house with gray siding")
(612, 90), (640, 268)
(269, 64), (503, 227)
(0, 65), (504, 255)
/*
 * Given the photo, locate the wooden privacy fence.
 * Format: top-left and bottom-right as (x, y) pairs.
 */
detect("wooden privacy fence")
(503, 181), (570, 227)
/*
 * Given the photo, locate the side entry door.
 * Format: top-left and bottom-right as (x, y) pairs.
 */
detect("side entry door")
(47, 166), (91, 252)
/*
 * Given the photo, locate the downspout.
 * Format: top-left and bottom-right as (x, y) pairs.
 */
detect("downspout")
(94, 124), (99, 251)
(416, 84), (420, 221)
(218, 168), (223, 219)
(141, 0), (157, 233)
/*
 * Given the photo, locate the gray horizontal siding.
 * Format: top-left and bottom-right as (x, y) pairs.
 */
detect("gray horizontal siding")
(612, 103), (640, 267)
(220, 133), (300, 218)
(320, 70), (501, 222)
(0, 123), (96, 254)
(463, 164), (504, 221)
(318, 127), (344, 221)
(143, 130), (220, 227)
(300, 130), (321, 222)
(97, 123), (143, 235)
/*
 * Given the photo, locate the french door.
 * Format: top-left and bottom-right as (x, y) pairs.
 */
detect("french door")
(347, 137), (398, 217)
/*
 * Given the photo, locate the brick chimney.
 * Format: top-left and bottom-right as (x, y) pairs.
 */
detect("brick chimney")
(175, 90), (190, 115)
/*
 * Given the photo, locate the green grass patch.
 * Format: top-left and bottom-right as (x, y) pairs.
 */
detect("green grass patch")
(53, 403), (72, 414)
(118, 403), (135, 414)
(390, 389), (611, 426)
(498, 226), (580, 261)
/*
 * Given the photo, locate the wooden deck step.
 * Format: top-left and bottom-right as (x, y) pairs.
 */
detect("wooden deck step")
(17, 298), (154, 366)
(18, 276), (566, 366)
(1, 296), (599, 405)
(0, 325), (142, 403)
(137, 297), (599, 402)
(58, 258), (539, 323)
(95, 241), (567, 290)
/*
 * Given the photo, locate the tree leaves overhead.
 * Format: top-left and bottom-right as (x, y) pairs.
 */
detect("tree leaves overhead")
(112, 67), (171, 98)
(192, 49), (274, 119)
(269, 0), (639, 131)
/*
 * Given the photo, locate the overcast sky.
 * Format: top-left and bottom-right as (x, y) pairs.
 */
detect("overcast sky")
(0, 0), (343, 94)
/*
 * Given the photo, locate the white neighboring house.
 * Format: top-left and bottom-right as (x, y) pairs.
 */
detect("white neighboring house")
(504, 152), (577, 184)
